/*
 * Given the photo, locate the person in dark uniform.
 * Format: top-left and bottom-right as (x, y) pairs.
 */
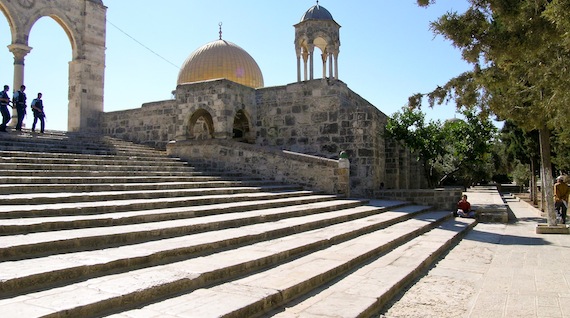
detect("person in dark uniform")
(13, 85), (27, 131)
(31, 92), (45, 133)
(0, 85), (10, 132)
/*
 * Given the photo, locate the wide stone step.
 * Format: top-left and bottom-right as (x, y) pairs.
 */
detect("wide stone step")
(0, 198), (386, 296)
(0, 199), (382, 261)
(0, 168), (204, 177)
(0, 155), (191, 167)
(0, 142), (166, 156)
(0, 179), (278, 194)
(267, 217), (476, 318)
(0, 150), (176, 162)
(0, 175), (245, 186)
(0, 133), (167, 155)
(0, 190), (317, 218)
(0, 206), (441, 317)
(0, 138), (162, 153)
(0, 184), (302, 206)
(0, 162), (195, 173)
(0, 195), (345, 235)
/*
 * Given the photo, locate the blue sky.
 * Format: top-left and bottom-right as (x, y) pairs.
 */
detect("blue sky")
(0, 0), (471, 131)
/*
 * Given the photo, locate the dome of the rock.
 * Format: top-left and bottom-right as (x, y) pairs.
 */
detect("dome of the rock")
(177, 39), (264, 89)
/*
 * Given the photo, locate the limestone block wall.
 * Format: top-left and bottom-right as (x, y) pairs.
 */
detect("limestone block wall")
(167, 139), (350, 196)
(376, 188), (463, 210)
(99, 78), (427, 197)
(175, 80), (258, 140)
(255, 80), (387, 197)
(99, 100), (178, 149)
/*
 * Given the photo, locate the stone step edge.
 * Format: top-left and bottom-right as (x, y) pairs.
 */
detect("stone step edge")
(0, 197), (380, 261)
(0, 175), (254, 185)
(0, 180), (285, 195)
(0, 184), (302, 206)
(0, 195), (350, 235)
(0, 210), (445, 317)
(0, 150), (174, 161)
(0, 199), (386, 296)
(261, 217), (478, 318)
(0, 190), (316, 218)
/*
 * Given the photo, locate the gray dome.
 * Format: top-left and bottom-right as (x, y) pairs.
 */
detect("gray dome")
(300, 5), (334, 21)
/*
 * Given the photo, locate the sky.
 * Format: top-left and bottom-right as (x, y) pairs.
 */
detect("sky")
(0, 0), (473, 132)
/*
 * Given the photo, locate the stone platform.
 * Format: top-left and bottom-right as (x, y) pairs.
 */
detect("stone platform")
(467, 185), (509, 223)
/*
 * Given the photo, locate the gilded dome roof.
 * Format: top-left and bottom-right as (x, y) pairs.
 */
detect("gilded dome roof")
(177, 39), (264, 89)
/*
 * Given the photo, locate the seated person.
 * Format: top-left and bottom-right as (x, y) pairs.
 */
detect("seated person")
(455, 194), (476, 218)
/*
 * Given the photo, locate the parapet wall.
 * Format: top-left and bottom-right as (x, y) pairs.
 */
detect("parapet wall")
(167, 139), (350, 197)
(376, 188), (463, 210)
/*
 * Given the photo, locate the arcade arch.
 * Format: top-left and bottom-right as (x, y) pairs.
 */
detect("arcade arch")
(0, 0), (106, 131)
(187, 109), (214, 140)
(232, 109), (253, 143)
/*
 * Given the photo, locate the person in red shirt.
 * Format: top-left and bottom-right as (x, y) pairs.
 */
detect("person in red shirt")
(455, 194), (476, 218)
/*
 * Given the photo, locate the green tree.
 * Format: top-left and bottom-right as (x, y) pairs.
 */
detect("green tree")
(385, 107), (444, 187)
(438, 109), (497, 187)
(386, 107), (497, 188)
(414, 0), (570, 225)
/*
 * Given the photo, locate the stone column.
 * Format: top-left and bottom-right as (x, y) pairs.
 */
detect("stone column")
(296, 47), (302, 82)
(321, 52), (327, 79)
(329, 52), (334, 79)
(7, 44), (32, 127)
(309, 45), (314, 80)
(334, 50), (339, 79)
(302, 49), (309, 81)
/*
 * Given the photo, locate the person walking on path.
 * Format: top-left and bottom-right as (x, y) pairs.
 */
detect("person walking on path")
(0, 85), (10, 132)
(13, 85), (27, 131)
(455, 194), (476, 218)
(31, 92), (45, 133)
(554, 175), (569, 224)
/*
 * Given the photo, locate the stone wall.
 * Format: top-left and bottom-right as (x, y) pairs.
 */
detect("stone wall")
(376, 188), (463, 210)
(255, 80), (388, 197)
(167, 139), (350, 197)
(99, 100), (178, 149)
(99, 78), (426, 197)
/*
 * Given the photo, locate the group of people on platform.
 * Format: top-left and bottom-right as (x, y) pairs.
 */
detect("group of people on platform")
(0, 84), (46, 133)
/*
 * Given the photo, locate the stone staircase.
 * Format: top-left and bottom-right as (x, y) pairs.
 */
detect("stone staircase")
(0, 129), (476, 317)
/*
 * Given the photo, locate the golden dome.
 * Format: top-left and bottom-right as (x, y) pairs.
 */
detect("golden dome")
(177, 39), (264, 89)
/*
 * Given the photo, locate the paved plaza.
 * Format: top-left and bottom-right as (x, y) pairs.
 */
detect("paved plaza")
(381, 193), (570, 318)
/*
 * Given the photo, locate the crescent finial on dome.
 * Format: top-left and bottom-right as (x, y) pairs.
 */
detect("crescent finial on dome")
(218, 22), (223, 40)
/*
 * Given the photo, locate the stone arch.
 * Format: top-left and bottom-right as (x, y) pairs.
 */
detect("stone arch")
(0, 0), (106, 132)
(232, 108), (254, 143)
(188, 108), (214, 140)
(294, 18), (340, 82)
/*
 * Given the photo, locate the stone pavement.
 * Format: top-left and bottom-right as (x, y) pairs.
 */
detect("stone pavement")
(380, 193), (570, 318)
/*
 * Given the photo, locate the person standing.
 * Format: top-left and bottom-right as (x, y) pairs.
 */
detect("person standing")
(554, 176), (569, 224)
(13, 85), (27, 131)
(0, 85), (10, 132)
(31, 92), (45, 133)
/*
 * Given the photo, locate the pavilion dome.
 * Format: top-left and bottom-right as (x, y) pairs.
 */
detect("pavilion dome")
(177, 39), (264, 89)
(300, 4), (335, 22)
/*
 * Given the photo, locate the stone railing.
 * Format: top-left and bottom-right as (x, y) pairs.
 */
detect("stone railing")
(167, 139), (350, 197)
(375, 188), (463, 210)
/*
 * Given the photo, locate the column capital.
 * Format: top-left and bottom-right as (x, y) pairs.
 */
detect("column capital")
(8, 43), (32, 64)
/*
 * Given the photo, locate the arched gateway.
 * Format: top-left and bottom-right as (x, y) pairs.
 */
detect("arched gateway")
(0, 0), (106, 131)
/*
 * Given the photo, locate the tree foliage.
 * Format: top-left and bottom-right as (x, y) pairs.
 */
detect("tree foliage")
(385, 107), (497, 188)
(415, 0), (570, 224)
